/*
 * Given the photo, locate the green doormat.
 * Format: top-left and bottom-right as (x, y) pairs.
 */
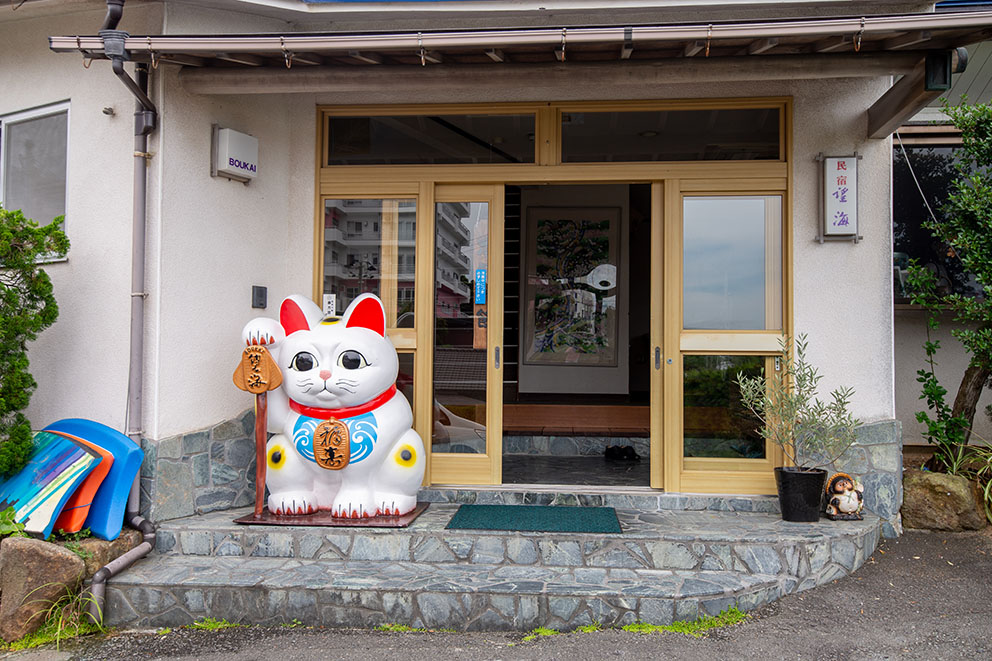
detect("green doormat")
(445, 504), (622, 533)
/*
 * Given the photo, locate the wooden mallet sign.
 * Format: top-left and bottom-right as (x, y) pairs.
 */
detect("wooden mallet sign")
(233, 345), (282, 519)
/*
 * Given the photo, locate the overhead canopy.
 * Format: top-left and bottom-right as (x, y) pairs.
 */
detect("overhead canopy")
(51, 10), (992, 68)
(49, 10), (992, 137)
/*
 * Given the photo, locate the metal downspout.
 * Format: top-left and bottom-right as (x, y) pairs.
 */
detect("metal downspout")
(87, 1), (160, 624)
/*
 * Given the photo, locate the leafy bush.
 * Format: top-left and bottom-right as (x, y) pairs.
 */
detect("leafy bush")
(903, 100), (992, 471)
(736, 335), (860, 470)
(0, 207), (68, 478)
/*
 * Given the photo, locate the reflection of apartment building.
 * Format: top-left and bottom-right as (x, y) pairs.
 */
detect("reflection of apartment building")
(434, 202), (473, 319)
(323, 199), (417, 312)
(563, 288), (596, 323)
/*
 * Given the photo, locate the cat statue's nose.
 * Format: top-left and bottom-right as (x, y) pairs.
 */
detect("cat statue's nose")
(319, 369), (332, 380)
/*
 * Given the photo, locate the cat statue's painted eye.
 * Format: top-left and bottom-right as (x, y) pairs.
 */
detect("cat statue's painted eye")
(338, 350), (369, 370)
(289, 351), (317, 371)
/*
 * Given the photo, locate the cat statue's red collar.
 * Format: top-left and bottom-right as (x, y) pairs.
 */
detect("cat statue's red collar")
(288, 385), (397, 420)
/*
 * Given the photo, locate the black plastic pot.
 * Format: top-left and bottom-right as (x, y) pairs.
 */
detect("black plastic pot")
(775, 467), (827, 522)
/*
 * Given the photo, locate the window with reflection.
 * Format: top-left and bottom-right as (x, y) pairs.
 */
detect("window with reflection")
(683, 196), (782, 330)
(322, 198), (416, 328)
(327, 114), (536, 165)
(432, 201), (490, 454)
(561, 108), (779, 162)
(893, 143), (982, 301)
(683, 355), (765, 459)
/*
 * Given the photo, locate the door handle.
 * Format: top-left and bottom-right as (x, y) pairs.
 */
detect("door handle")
(495, 346), (500, 369)
(655, 346), (661, 370)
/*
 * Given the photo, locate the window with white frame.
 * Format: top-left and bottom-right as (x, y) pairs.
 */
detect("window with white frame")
(0, 103), (69, 229)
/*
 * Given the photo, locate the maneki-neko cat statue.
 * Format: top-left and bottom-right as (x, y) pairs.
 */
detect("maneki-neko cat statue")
(241, 293), (424, 518)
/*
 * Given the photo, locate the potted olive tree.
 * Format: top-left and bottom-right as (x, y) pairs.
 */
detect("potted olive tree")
(736, 335), (860, 522)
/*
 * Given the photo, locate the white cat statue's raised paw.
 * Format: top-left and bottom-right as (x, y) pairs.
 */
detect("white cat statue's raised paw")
(241, 293), (425, 518)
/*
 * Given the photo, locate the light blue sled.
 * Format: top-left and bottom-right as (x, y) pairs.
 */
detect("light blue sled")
(43, 419), (143, 541)
(0, 431), (100, 539)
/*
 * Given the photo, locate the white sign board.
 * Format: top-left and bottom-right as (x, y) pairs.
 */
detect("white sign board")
(823, 156), (857, 236)
(215, 128), (258, 182)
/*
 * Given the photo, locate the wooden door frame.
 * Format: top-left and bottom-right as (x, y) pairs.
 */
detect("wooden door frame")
(427, 184), (505, 485)
(315, 97), (793, 493)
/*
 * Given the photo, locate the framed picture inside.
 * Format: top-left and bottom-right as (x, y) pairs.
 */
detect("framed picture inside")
(522, 206), (621, 368)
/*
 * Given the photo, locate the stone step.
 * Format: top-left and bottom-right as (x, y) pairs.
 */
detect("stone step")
(104, 554), (785, 630)
(418, 486), (783, 513)
(155, 505), (881, 589)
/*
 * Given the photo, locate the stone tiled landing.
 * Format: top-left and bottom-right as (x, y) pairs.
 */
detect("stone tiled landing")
(106, 503), (882, 631)
(105, 556), (779, 631)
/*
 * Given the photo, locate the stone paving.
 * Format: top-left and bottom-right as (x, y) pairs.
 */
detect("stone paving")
(105, 501), (881, 631)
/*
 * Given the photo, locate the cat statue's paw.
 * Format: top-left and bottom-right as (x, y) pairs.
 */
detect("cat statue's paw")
(242, 316), (284, 347)
(268, 491), (317, 516)
(331, 491), (379, 519)
(376, 494), (417, 517)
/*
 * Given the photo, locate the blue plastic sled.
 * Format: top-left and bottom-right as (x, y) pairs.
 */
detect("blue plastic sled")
(43, 419), (143, 541)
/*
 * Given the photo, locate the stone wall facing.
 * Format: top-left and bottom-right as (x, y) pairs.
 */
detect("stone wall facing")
(817, 419), (903, 538)
(140, 412), (902, 537)
(141, 410), (257, 522)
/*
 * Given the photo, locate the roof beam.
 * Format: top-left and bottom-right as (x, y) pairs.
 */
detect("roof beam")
(867, 53), (953, 139)
(347, 50), (383, 64)
(215, 53), (267, 66)
(291, 52), (324, 66)
(883, 30), (932, 50)
(812, 34), (851, 53)
(159, 53), (205, 67)
(682, 40), (705, 58)
(748, 37), (778, 55)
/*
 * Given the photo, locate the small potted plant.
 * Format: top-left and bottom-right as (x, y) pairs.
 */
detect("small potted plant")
(736, 335), (860, 522)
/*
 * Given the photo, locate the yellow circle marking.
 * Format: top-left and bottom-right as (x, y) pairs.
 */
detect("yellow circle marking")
(267, 444), (286, 469)
(395, 444), (417, 467)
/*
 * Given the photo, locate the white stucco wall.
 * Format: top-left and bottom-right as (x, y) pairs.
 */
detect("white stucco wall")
(144, 6), (316, 439)
(4, 5), (163, 433)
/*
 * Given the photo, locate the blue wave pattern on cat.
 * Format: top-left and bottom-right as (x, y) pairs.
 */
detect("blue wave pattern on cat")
(292, 412), (379, 465)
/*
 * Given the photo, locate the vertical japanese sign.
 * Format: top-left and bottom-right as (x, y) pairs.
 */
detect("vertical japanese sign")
(823, 156), (857, 236)
(473, 268), (487, 350)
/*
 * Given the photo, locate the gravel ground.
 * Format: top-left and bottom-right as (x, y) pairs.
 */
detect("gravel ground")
(5, 527), (991, 661)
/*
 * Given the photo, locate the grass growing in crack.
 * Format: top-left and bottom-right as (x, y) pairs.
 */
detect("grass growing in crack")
(157, 628), (172, 635)
(522, 626), (561, 642)
(4, 587), (105, 651)
(576, 622), (602, 633)
(621, 607), (747, 637)
(52, 528), (95, 561)
(186, 618), (246, 631)
(375, 623), (427, 633)
(281, 619), (305, 629)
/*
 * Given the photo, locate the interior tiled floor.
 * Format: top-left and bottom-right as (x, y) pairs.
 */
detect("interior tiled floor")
(502, 454), (650, 486)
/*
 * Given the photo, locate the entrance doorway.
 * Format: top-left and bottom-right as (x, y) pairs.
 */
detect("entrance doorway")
(316, 96), (793, 495)
(500, 184), (652, 486)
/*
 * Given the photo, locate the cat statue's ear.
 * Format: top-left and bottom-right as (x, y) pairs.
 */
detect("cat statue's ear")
(344, 293), (386, 337)
(280, 295), (324, 336)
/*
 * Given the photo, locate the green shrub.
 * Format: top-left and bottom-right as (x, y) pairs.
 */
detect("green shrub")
(0, 207), (68, 479)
